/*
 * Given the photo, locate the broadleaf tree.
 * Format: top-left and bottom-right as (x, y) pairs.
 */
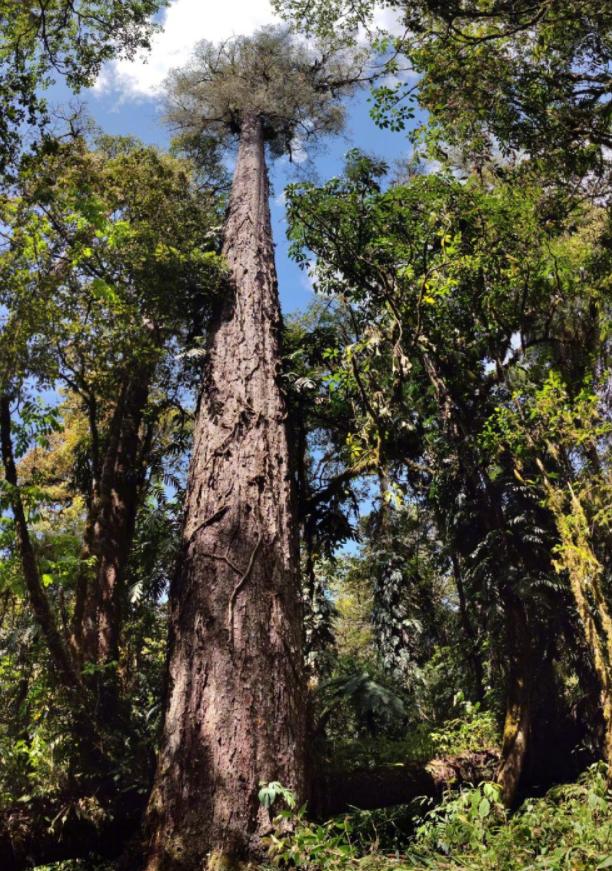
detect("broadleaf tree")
(283, 153), (611, 804)
(276, 0), (612, 179)
(0, 134), (224, 756)
(0, 0), (166, 175)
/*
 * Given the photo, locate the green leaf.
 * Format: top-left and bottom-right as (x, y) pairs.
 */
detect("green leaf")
(478, 798), (491, 818)
(90, 277), (120, 305)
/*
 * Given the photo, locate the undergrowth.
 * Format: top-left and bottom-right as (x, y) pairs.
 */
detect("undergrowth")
(36, 763), (612, 871)
(264, 763), (611, 870)
(325, 705), (499, 774)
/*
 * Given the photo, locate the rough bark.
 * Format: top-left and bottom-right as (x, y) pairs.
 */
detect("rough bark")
(74, 361), (154, 668)
(549, 484), (612, 784)
(144, 114), (306, 871)
(0, 752), (499, 871)
(452, 554), (485, 701)
(0, 395), (82, 692)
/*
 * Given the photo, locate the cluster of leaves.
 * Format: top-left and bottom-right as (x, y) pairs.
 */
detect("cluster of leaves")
(284, 135), (610, 750)
(277, 0), (612, 179)
(0, 0), (166, 173)
(428, 701), (498, 758)
(165, 25), (369, 158)
(0, 131), (226, 808)
(411, 763), (612, 870)
(262, 764), (612, 870)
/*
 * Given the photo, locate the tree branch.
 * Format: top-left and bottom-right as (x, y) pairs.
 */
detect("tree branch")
(0, 395), (82, 691)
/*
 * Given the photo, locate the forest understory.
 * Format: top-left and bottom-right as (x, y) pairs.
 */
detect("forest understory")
(0, 1), (610, 869)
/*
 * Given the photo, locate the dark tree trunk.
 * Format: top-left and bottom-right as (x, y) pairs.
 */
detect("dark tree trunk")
(0, 396), (112, 773)
(418, 355), (538, 807)
(452, 554), (485, 701)
(497, 595), (534, 806)
(145, 114), (306, 871)
(74, 362), (153, 668)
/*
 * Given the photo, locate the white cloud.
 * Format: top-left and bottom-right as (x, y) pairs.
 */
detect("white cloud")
(95, 1), (410, 100)
(371, 6), (405, 36)
(96, 0), (281, 98)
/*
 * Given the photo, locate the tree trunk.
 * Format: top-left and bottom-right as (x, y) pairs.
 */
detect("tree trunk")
(496, 596), (533, 806)
(452, 554), (485, 701)
(144, 114), (306, 871)
(75, 362), (153, 668)
(0, 395), (113, 774)
(550, 485), (612, 784)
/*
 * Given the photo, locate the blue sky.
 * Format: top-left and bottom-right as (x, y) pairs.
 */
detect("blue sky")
(48, 0), (422, 316)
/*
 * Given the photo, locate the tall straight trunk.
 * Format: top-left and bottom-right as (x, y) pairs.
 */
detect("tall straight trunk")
(145, 114), (306, 871)
(0, 396), (117, 772)
(547, 484), (612, 783)
(451, 554), (485, 701)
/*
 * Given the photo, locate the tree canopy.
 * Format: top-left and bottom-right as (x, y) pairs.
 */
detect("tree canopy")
(165, 26), (368, 157)
(275, 0), (612, 177)
(0, 0), (166, 173)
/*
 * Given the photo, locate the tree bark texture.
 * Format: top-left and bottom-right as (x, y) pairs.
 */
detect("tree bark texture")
(496, 596), (533, 806)
(145, 114), (306, 871)
(75, 363), (153, 666)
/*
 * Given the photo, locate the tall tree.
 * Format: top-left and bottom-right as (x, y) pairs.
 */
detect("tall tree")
(145, 26), (366, 871)
(280, 0), (611, 802)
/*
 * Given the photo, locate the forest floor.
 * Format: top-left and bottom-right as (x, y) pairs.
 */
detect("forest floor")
(38, 762), (611, 871)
